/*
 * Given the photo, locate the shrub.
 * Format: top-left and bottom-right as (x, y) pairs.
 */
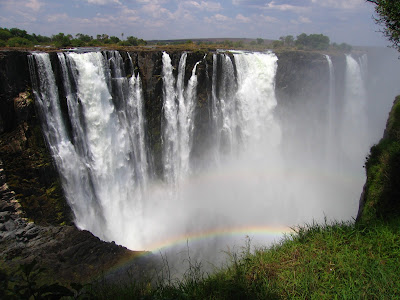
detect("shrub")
(7, 37), (32, 47)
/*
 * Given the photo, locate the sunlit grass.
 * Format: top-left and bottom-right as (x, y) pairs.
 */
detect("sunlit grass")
(89, 218), (400, 299)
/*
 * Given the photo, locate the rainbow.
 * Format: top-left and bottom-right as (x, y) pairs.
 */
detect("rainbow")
(104, 225), (294, 279)
(144, 225), (294, 253)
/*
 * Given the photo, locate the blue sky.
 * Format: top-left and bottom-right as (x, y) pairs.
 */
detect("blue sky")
(0, 0), (389, 46)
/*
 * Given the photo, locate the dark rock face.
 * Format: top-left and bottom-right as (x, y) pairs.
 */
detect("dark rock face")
(0, 159), (141, 283)
(0, 89), (70, 226)
(0, 51), (31, 134)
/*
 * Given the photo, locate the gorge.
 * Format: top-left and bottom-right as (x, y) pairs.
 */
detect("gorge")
(1, 47), (400, 278)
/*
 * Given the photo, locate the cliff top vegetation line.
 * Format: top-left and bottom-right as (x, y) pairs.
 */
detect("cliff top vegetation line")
(0, 26), (352, 53)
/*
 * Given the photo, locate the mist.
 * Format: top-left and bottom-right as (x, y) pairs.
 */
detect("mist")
(29, 48), (400, 273)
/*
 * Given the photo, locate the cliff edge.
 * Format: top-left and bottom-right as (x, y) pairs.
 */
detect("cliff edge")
(357, 96), (400, 223)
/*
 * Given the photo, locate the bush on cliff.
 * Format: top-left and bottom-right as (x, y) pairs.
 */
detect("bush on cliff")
(358, 96), (400, 223)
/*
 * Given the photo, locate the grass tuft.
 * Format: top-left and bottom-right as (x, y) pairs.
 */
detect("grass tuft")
(80, 218), (400, 299)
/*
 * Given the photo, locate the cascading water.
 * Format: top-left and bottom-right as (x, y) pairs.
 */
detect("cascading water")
(325, 55), (336, 167)
(29, 51), (150, 247)
(28, 49), (382, 267)
(233, 51), (281, 150)
(161, 52), (201, 184)
(342, 54), (368, 170)
(28, 53), (104, 234)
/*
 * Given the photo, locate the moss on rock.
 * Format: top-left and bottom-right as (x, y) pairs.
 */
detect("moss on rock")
(357, 96), (400, 223)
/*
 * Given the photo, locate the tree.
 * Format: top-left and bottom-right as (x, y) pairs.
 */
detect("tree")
(295, 33), (330, 50)
(52, 32), (72, 47)
(9, 28), (28, 38)
(367, 0), (400, 52)
(7, 37), (32, 47)
(279, 35), (295, 47)
(75, 33), (92, 43)
(109, 36), (120, 44)
(0, 28), (12, 41)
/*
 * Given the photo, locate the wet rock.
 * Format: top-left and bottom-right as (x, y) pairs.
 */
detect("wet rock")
(4, 220), (16, 231)
(14, 92), (33, 123)
(0, 211), (11, 222)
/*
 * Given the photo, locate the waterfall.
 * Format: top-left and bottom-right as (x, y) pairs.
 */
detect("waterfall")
(29, 51), (150, 247)
(342, 54), (368, 170)
(208, 51), (280, 158)
(233, 51), (280, 151)
(28, 49), (377, 255)
(28, 53), (105, 234)
(161, 52), (200, 184)
(325, 55), (335, 166)
(218, 54), (237, 154)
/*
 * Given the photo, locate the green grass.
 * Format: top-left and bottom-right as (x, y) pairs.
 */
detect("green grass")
(86, 219), (400, 299)
(2, 219), (399, 299)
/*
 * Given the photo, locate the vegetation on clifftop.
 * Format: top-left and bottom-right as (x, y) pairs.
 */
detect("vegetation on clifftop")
(0, 27), (353, 54)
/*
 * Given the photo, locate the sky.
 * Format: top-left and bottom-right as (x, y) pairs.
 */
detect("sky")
(0, 0), (389, 46)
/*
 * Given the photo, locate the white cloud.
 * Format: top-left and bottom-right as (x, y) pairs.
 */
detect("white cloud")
(265, 1), (309, 13)
(182, 1), (222, 11)
(141, 3), (173, 19)
(311, 0), (364, 10)
(119, 6), (140, 22)
(236, 13), (250, 23)
(259, 15), (278, 23)
(298, 16), (311, 24)
(213, 14), (229, 22)
(205, 13), (230, 23)
(85, 0), (121, 5)
(201, 1), (222, 11)
(291, 16), (312, 25)
(47, 13), (69, 23)
(0, 0), (42, 22)
(25, 0), (44, 12)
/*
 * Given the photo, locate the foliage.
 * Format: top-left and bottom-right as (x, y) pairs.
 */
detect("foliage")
(75, 33), (93, 43)
(279, 35), (295, 47)
(1, 260), (75, 299)
(274, 33), (350, 52)
(295, 33), (330, 50)
(0, 26), (148, 48)
(360, 97), (400, 223)
(52, 32), (73, 48)
(7, 37), (32, 47)
(32, 33), (51, 43)
(331, 42), (352, 52)
(0, 28), (12, 41)
(89, 219), (400, 299)
(367, 0), (400, 52)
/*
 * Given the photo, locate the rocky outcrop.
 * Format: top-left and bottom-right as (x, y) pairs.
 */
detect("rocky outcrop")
(0, 158), (143, 283)
(0, 89), (70, 226)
